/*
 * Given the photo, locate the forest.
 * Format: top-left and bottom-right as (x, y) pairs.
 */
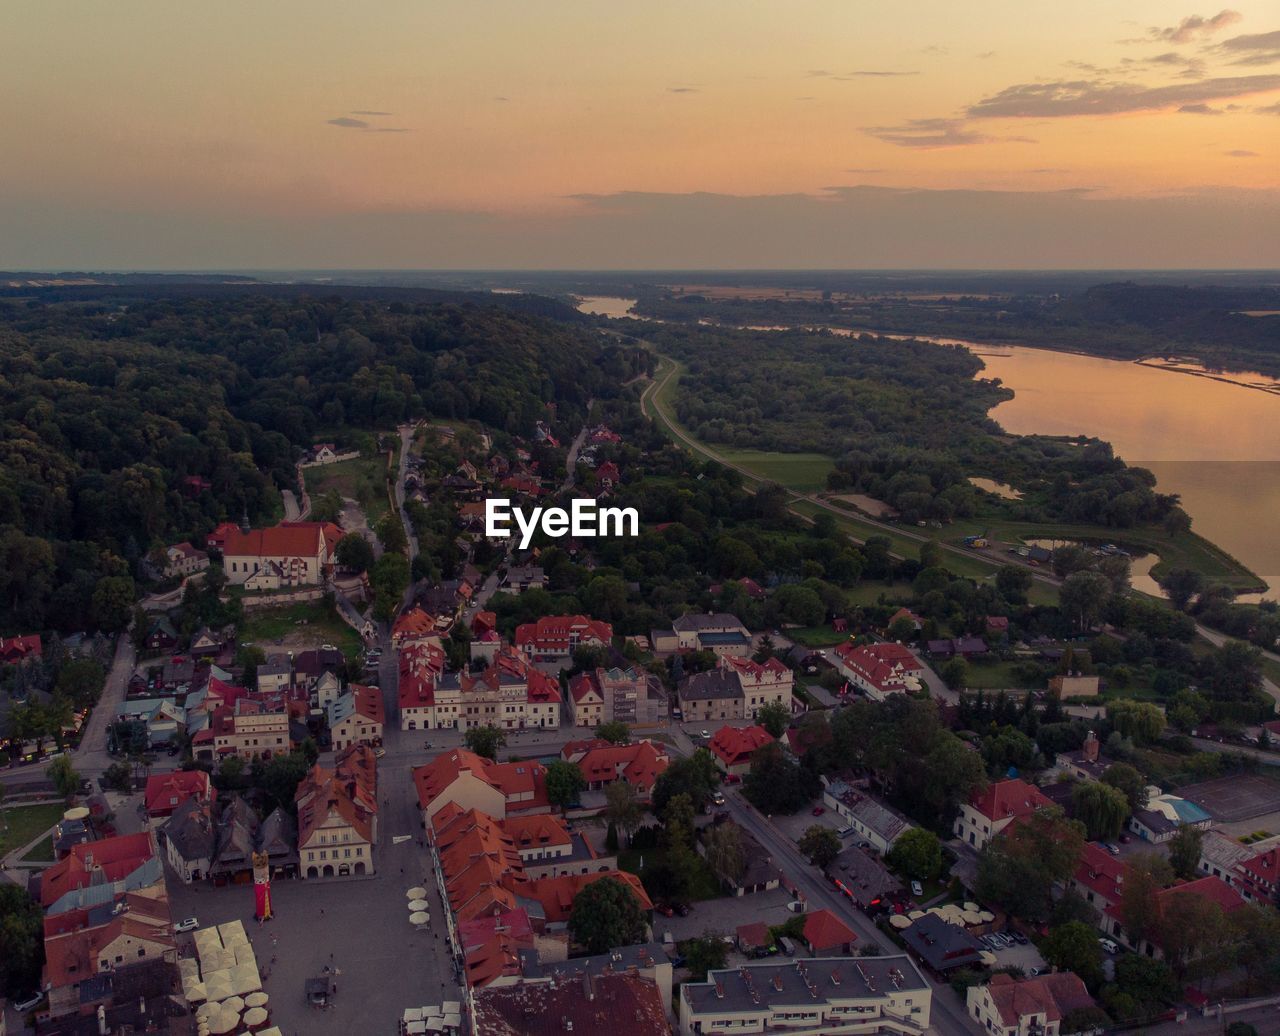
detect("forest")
(0, 287), (647, 634)
(634, 282), (1280, 376)
(649, 323), (1185, 530)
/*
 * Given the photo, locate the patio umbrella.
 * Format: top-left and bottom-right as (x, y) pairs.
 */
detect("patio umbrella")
(979, 950), (998, 966)
(259, 1029), (284, 1036)
(963, 901), (980, 912)
(962, 910), (983, 926)
(907, 910), (925, 920)
(220, 995), (245, 1015)
(888, 914), (911, 929)
(977, 910), (995, 923)
(243, 1006), (269, 1029)
(245, 992), (269, 1008)
(195, 1002), (220, 1023)
(408, 898), (431, 912)
(407, 886), (427, 898)
(207, 1008), (238, 1035)
(410, 911), (430, 925)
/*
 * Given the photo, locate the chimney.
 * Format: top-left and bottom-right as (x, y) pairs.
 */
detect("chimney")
(1083, 730), (1099, 763)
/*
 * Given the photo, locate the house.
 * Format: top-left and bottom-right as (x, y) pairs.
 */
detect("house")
(188, 625), (230, 659)
(1050, 674), (1101, 698)
(1106, 877), (1245, 958)
(826, 845), (905, 911)
(258, 806), (299, 878)
(705, 822), (783, 896)
(143, 770), (214, 823)
(568, 739), (670, 799)
(926, 637), (988, 660)
(832, 642), (925, 701)
(472, 971), (670, 1036)
(901, 913), (985, 973)
(967, 972), (1099, 1036)
(514, 614), (612, 666)
(1129, 793), (1213, 844)
(708, 724), (774, 776)
(524, 870), (652, 929)
(822, 779), (913, 854)
(1055, 730), (1111, 781)
(594, 460), (620, 490)
(413, 749), (550, 825)
(327, 683), (384, 751)
(181, 474), (212, 497)
(161, 541), (209, 579)
(414, 648), (561, 732)
(985, 616), (1010, 635)
(397, 641), (448, 730)
(203, 694), (291, 761)
(143, 616), (179, 654)
(801, 909), (858, 956)
(1070, 842), (1127, 919)
(679, 956), (931, 1036)
(1198, 830), (1280, 903)
(393, 605), (445, 647)
(295, 753), (378, 879)
(953, 779), (1054, 850)
(160, 796), (217, 883)
(0, 634), (42, 665)
(568, 666), (669, 728)
(310, 443), (338, 464)
(677, 669), (745, 722)
(719, 655), (794, 719)
(38, 832), (158, 913)
(256, 656), (293, 694)
(220, 522), (339, 587)
(670, 613), (752, 657)
(504, 942), (673, 1017)
(211, 796), (260, 881)
(886, 607), (923, 633)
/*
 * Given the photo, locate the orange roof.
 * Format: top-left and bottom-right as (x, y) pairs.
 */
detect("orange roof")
(393, 605), (439, 643)
(144, 770), (213, 817)
(459, 909), (536, 988)
(348, 683), (385, 725)
(44, 908), (175, 990)
(414, 749), (498, 809)
(503, 813), (573, 852)
(514, 614), (613, 651)
(575, 740), (670, 792)
(415, 750), (548, 815)
(802, 909), (857, 952)
(40, 833), (156, 908)
(524, 870), (652, 925)
(295, 758), (376, 846)
(968, 778), (1052, 822)
(221, 523), (325, 559)
(986, 972), (1096, 1028)
(709, 724), (774, 768)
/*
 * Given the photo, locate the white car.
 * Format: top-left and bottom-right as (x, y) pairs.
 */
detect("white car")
(1099, 937), (1120, 955)
(911, 880), (924, 897)
(15, 991), (44, 1012)
(712, 793), (726, 806)
(700, 730), (711, 740)
(174, 917), (199, 933)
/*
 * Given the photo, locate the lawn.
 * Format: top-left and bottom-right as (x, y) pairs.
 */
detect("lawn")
(238, 601), (363, 662)
(302, 454), (391, 525)
(21, 832), (55, 863)
(716, 450), (834, 493)
(786, 626), (848, 649)
(0, 803), (66, 858)
(958, 659), (1040, 691)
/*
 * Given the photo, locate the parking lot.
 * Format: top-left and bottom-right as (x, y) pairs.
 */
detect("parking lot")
(976, 931), (1047, 974)
(652, 885), (796, 949)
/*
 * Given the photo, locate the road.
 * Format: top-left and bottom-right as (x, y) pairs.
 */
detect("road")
(560, 413), (592, 494)
(1195, 621), (1280, 711)
(396, 424), (420, 564)
(281, 488), (302, 522)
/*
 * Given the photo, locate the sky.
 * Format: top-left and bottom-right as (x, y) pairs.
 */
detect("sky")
(1, 0), (1278, 269)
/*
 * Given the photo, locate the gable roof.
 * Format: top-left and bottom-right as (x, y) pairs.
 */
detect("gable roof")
(968, 778), (1053, 823)
(678, 668), (743, 703)
(472, 972), (669, 1036)
(802, 909), (857, 952)
(144, 770), (212, 816)
(574, 740), (670, 791)
(220, 523), (325, 558)
(40, 833), (156, 909)
(708, 724), (774, 767)
(514, 614), (613, 650)
(985, 972), (1096, 1027)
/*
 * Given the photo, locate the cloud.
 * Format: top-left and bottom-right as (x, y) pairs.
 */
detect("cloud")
(667, 86), (699, 93)
(327, 117), (369, 129)
(1214, 29), (1280, 66)
(978, 51), (997, 59)
(1225, 148), (1259, 156)
(1139, 9), (1242, 44)
(1257, 100), (1280, 113)
(846, 69), (918, 77)
(864, 117), (1035, 149)
(812, 68), (919, 80)
(965, 73), (1280, 117)
(1179, 102), (1223, 113)
(350, 110), (393, 116)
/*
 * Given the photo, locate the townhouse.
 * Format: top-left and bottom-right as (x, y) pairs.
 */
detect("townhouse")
(720, 654), (794, 718)
(708, 725), (775, 776)
(561, 739), (670, 800)
(568, 666), (669, 728)
(967, 972), (1099, 1036)
(413, 748), (550, 826)
(296, 747), (378, 879)
(822, 779), (914, 855)
(953, 778), (1054, 851)
(327, 683), (384, 751)
(832, 642), (925, 702)
(514, 614), (613, 666)
(143, 770), (214, 825)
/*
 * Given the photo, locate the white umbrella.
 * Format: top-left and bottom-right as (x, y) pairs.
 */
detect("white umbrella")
(978, 910), (996, 923)
(243, 1006), (269, 1028)
(888, 914), (911, 929)
(963, 901), (980, 912)
(410, 911), (430, 925)
(196, 1002), (220, 1022)
(220, 995), (245, 1015)
(207, 1008), (238, 1035)
(979, 950), (998, 966)
(245, 991), (269, 1008)
(407, 886), (427, 898)
(907, 910), (925, 920)
(962, 910), (983, 926)
(408, 898), (431, 912)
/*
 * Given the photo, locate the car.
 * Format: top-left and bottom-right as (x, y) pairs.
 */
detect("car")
(712, 792), (726, 806)
(982, 935), (1002, 951)
(857, 840), (872, 851)
(811, 806), (825, 816)
(15, 991), (44, 1012)
(374, 747), (386, 758)
(1099, 938), (1120, 955)
(174, 917), (199, 933)
(676, 903), (691, 917)
(911, 880), (923, 897)
(656, 904), (675, 918)
(700, 730), (711, 740)
(724, 774), (742, 785)
(1028, 967), (1041, 977)
(1104, 843), (1121, 857)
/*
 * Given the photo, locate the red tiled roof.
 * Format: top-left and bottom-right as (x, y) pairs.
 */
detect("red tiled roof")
(986, 972), (1096, 1028)
(472, 972), (669, 1035)
(524, 870), (652, 925)
(968, 778), (1053, 823)
(144, 770), (213, 817)
(44, 905), (175, 990)
(736, 921), (771, 949)
(568, 671), (602, 704)
(514, 614), (613, 651)
(0, 634), (42, 662)
(459, 908), (536, 988)
(413, 750), (548, 815)
(39, 833), (156, 908)
(1073, 842), (1126, 905)
(221, 523), (326, 559)
(709, 724), (775, 768)
(348, 683), (385, 725)
(575, 740), (670, 792)
(802, 909), (857, 952)
(833, 642), (924, 695)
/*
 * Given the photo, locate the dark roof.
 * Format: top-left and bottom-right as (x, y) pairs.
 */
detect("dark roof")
(673, 612), (746, 632)
(161, 796), (217, 862)
(825, 845), (904, 908)
(901, 913), (984, 972)
(683, 956), (926, 1017)
(473, 973), (669, 1035)
(678, 669), (743, 703)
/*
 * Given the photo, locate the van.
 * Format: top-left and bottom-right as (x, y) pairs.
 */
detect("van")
(786, 901), (805, 913)
(663, 930), (674, 947)
(838, 826), (854, 838)
(778, 936), (797, 957)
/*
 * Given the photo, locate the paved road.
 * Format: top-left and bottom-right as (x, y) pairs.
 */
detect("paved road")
(396, 424), (420, 564)
(560, 414), (592, 494)
(75, 635), (136, 773)
(281, 488), (301, 522)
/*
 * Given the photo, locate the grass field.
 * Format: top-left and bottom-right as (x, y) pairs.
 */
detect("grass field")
(239, 601), (363, 662)
(716, 450), (835, 492)
(0, 803), (66, 858)
(21, 832), (56, 863)
(958, 659), (1038, 690)
(303, 454), (391, 524)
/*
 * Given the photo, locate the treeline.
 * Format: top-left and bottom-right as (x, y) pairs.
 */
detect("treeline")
(652, 324), (1183, 529)
(0, 289), (646, 633)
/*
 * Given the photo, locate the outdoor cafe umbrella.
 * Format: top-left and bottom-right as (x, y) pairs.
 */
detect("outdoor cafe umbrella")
(195, 1003), (219, 1023)
(242, 1005), (269, 1029)
(410, 911), (430, 926)
(220, 995), (245, 1015)
(963, 901), (980, 912)
(407, 886), (427, 898)
(888, 914), (911, 930)
(207, 1008), (238, 1035)
(245, 991), (269, 1008)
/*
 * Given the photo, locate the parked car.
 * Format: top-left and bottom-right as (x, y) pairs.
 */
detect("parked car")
(723, 773), (742, 785)
(712, 792), (726, 806)
(811, 806), (825, 816)
(1099, 937), (1120, 955)
(1011, 931), (1029, 945)
(656, 904), (675, 918)
(911, 881), (923, 897)
(1103, 842), (1121, 856)
(699, 730), (711, 740)
(15, 991), (44, 1012)
(174, 917), (199, 933)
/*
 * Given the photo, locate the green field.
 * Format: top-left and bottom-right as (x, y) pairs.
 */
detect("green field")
(716, 450), (835, 492)
(0, 803), (66, 858)
(303, 454), (391, 524)
(239, 601), (363, 662)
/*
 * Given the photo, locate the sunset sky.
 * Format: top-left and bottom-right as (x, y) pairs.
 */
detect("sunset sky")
(2, 0), (1278, 268)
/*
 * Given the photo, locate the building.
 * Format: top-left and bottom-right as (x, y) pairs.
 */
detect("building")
(504, 942), (673, 1016)
(413, 749), (550, 825)
(514, 614), (612, 665)
(296, 749), (378, 878)
(0, 633), (42, 665)
(142, 616), (179, 654)
(1198, 830), (1280, 904)
(1106, 876), (1245, 958)
(967, 972), (1099, 1036)
(256, 656), (293, 694)
(393, 605), (446, 647)
(502, 565), (547, 595)
(143, 770), (214, 824)
(568, 666), (668, 728)
(721, 655), (794, 718)
(832, 642), (925, 701)
(826, 845), (905, 912)
(707, 724), (774, 776)
(677, 669), (745, 722)
(327, 683), (384, 751)
(1054, 730), (1112, 782)
(161, 541), (209, 579)
(901, 913), (985, 973)
(1070, 842), (1127, 919)
(822, 779), (913, 855)
(680, 956), (931, 1036)
(706, 822), (783, 896)
(953, 779), (1054, 851)
(220, 521), (340, 587)
(398, 640), (448, 730)
(159, 797), (217, 883)
(400, 646), (560, 732)
(663, 612), (752, 657)
(473, 972), (670, 1036)
(564, 739), (670, 799)
(200, 694), (291, 762)
(38, 833), (159, 913)
(801, 909), (858, 956)
(1129, 793), (1213, 844)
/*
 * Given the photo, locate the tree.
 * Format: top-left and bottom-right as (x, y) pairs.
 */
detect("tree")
(1224, 1025), (1258, 1036)
(1063, 1008), (1112, 1034)
(702, 823), (746, 885)
(260, 752), (310, 812)
(0, 884), (44, 997)
(976, 807), (1086, 921)
(568, 876), (647, 954)
(235, 644), (267, 687)
(1160, 567), (1205, 611)
(1157, 892), (1229, 977)
(596, 720), (631, 745)
(886, 828), (943, 881)
(1059, 570), (1112, 631)
(1043, 920), (1104, 987)
(996, 565), (1033, 605)
(545, 761), (585, 812)
(1071, 781), (1130, 841)
(798, 825), (842, 869)
(756, 700), (790, 739)
(680, 933), (729, 982)
(370, 552), (410, 621)
(375, 512), (408, 555)
(743, 743), (819, 815)
(91, 575), (137, 632)
(652, 749), (721, 814)
(218, 755), (246, 787)
(1101, 763), (1149, 814)
(941, 657), (968, 690)
(1168, 825), (1204, 881)
(1107, 699), (1166, 743)
(55, 658), (106, 710)
(604, 780), (642, 845)
(335, 532), (375, 573)
(464, 724), (506, 761)
(48, 754), (79, 800)
(103, 761), (133, 793)
(1113, 953), (1177, 1009)
(1119, 852), (1174, 948)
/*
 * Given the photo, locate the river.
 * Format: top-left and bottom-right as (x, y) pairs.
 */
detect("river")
(576, 295), (1280, 599)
